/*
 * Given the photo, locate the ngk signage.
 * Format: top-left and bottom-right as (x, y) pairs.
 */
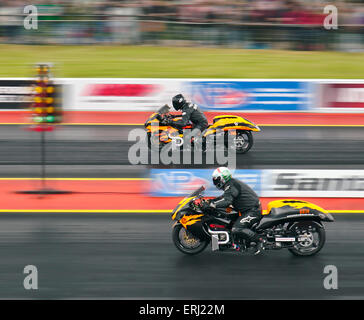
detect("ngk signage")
(320, 83), (364, 109)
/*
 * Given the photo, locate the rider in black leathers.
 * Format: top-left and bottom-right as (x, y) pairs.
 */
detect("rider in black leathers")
(202, 167), (264, 254)
(162, 94), (208, 145)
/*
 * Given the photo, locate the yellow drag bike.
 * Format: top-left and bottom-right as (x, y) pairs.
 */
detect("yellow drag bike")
(171, 186), (334, 256)
(144, 105), (261, 154)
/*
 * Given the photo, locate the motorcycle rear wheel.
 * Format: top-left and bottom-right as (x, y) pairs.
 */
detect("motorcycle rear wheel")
(288, 221), (326, 257)
(224, 130), (253, 154)
(172, 224), (209, 255)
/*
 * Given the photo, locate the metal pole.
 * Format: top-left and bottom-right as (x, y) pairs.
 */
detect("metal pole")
(41, 128), (46, 190)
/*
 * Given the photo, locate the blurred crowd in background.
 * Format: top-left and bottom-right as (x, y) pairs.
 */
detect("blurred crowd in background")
(0, 0), (363, 51)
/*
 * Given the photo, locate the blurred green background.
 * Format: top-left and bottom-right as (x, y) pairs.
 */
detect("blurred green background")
(1, 45), (363, 78)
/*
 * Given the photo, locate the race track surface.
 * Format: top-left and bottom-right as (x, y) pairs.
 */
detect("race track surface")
(1, 125), (364, 170)
(0, 212), (363, 300)
(1, 124), (363, 300)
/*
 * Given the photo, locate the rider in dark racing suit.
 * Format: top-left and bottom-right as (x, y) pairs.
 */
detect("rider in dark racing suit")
(203, 167), (264, 254)
(163, 94), (208, 145)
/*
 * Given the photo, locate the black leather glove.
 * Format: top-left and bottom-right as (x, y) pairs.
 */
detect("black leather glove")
(159, 117), (169, 126)
(201, 200), (215, 215)
(200, 201), (210, 211)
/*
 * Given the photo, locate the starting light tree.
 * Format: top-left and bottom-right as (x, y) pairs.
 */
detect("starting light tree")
(19, 63), (69, 195)
(31, 63), (62, 127)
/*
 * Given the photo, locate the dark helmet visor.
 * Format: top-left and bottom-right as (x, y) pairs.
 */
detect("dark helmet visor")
(213, 176), (221, 186)
(172, 94), (185, 110)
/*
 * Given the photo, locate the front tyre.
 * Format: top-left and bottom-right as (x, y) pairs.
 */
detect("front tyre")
(172, 223), (209, 255)
(288, 221), (326, 257)
(225, 130), (253, 154)
(146, 132), (164, 151)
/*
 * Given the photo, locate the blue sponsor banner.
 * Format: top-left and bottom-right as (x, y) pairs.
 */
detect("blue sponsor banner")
(150, 169), (262, 197)
(185, 81), (311, 111)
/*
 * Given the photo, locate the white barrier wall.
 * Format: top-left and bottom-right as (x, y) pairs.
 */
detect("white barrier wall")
(66, 78), (183, 111)
(264, 170), (364, 198)
(150, 169), (364, 198)
(1, 78), (364, 112)
(64, 78), (312, 112)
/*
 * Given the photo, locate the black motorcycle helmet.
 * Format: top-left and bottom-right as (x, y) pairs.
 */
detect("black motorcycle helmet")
(172, 94), (186, 111)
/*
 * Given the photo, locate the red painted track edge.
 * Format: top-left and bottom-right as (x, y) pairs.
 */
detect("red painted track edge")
(1, 180), (363, 211)
(1, 111), (364, 125)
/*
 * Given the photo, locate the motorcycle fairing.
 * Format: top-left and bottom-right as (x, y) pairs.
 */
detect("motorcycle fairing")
(144, 113), (159, 130)
(145, 114), (173, 133)
(171, 197), (194, 220)
(267, 199), (331, 216)
(172, 203), (207, 239)
(145, 120), (181, 143)
(145, 114), (194, 144)
(179, 214), (204, 229)
(203, 115), (260, 137)
(258, 199), (334, 229)
(212, 115), (252, 123)
(213, 115), (260, 130)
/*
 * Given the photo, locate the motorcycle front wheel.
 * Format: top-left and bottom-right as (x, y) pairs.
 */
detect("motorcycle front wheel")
(172, 224), (209, 255)
(147, 132), (164, 151)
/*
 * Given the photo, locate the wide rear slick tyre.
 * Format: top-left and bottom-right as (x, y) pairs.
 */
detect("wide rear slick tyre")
(288, 221), (326, 257)
(172, 224), (209, 255)
(224, 130), (254, 154)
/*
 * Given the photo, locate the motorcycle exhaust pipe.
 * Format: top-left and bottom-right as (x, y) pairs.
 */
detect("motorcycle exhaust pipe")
(208, 228), (230, 251)
(275, 237), (296, 242)
(211, 235), (219, 251)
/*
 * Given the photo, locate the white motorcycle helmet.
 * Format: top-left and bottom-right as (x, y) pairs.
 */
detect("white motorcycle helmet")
(212, 167), (232, 190)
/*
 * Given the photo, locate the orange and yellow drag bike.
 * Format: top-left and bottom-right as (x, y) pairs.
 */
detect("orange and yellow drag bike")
(144, 105), (261, 154)
(171, 186), (334, 256)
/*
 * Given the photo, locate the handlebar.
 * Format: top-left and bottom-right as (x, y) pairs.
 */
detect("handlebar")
(193, 197), (209, 208)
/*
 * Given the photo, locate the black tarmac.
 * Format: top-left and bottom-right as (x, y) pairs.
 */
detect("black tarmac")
(0, 125), (364, 169)
(0, 124), (363, 299)
(0, 212), (362, 299)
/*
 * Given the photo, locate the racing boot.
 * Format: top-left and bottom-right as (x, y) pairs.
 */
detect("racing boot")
(250, 237), (266, 255)
(233, 227), (265, 255)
